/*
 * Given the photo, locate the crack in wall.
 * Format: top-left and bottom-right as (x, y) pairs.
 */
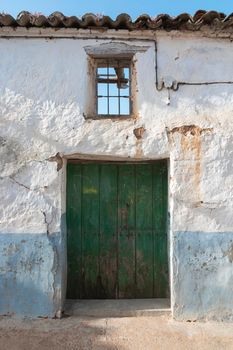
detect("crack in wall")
(42, 211), (53, 235)
(174, 197), (226, 209)
(9, 175), (48, 192)
(1, 156), (59, 191)
(9, 176), (31, 191)
(1, 159), (46, 180)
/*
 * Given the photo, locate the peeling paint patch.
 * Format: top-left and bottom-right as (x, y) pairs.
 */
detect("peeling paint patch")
(169, 125), (213, 136)
(223, 243), (233, 263)
(48, 153), (63, 171)
(133, 127), (145, 158)
(133, 127), (145, 140)
(83, 187), (98, 194)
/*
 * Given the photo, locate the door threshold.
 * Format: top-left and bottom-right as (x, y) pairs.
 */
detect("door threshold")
(65, 298), (170, 318)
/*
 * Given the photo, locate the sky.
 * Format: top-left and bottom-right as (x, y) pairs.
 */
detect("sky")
(0, 0), (232, 19)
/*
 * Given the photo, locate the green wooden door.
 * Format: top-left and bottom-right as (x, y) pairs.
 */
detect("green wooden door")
(66, 161), (169, 299)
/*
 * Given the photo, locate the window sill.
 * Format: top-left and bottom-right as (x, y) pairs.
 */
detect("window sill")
(84, 114), (134, 121)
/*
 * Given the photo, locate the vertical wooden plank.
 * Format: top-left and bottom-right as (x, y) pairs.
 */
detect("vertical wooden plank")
(82, 164), (100, 298)
(135, 164), (154, 298)
(99, 164), (118, 298)
(118, 164), (136, 298)
(66, 163), (82, 298)
(153, 161), (169, 298)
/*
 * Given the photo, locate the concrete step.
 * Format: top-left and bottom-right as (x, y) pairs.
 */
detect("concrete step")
(65, 299), (171, 317)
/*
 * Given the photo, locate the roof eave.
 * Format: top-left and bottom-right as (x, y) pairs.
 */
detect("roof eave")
(0, 26), (233, 40)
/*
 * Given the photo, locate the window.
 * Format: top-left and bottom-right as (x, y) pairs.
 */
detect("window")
(96, 59), (131, 117)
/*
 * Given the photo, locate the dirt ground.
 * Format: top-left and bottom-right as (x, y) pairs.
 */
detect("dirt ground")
(0, 315), (233, 350)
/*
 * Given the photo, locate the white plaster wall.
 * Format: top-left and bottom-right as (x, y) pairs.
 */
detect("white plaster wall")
(0, 36), (233, 234)
(157, 35), (233, 83)
(0, 33), (233, 319)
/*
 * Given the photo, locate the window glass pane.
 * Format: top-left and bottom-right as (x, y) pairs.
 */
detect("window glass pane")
(124, 68), (130, 80)
(98, 83), (108, 97)
(120, 85), (129, 97)
(120, 97), (130, 115)
(109, 97), (119, 115)
(97, 67), (107, 77)
(108, 67), (116, 77)
(98, 97), (108, 115)
(109, 83), (118, 97)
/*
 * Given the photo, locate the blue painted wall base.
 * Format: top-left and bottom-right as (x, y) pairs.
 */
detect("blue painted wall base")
(0, 233), (65, 318)
(173, 231), (233, 321)
(1, 230), (233, 320)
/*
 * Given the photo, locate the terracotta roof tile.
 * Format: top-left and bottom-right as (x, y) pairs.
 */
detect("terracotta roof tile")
(0, 10), (233, 31)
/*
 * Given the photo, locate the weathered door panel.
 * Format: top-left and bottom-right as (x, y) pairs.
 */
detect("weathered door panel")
(67, 161), (169, 299)
(118, 165), (136, 298)
(99, 164), (118, 298)
(82, 164), (100, 298)
(135, 165), (154, 298)
(153, 162), (169, 297)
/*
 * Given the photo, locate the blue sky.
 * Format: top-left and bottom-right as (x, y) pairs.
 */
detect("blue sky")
(0, 0), (232, 19)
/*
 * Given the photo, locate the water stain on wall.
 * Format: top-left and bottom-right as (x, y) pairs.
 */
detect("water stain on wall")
(169, 125), (213, 201)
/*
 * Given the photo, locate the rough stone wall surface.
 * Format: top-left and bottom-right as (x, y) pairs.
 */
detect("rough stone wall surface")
(0, 34), (232, 319)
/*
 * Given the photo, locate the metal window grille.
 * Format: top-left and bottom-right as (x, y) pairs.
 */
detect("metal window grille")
(96, 59), (131, 116)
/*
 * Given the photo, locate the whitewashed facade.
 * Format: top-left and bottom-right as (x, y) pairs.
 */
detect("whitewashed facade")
(0, 20), (233, 320)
